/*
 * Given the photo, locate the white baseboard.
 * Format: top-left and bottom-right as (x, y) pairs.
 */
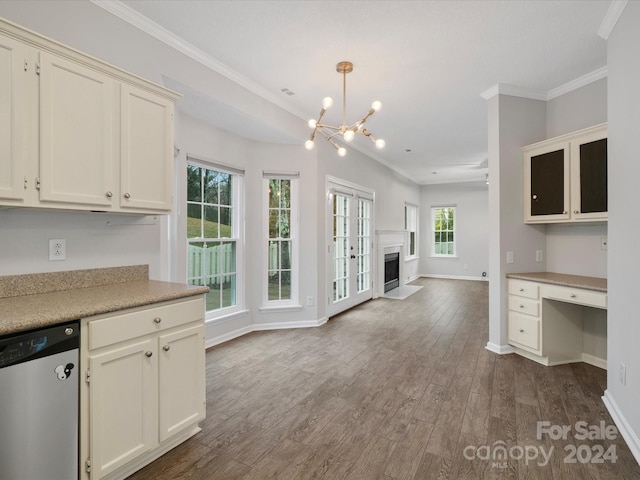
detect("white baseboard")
(602, 389), (640, 466)
(485, 342), (515, 355)
(421, 273), (487, 281)
(582, 352), (607, 370)
(205, 317), (328, 349)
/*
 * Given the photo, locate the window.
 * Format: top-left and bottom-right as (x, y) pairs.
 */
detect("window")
(432, 206), (456, 256)
(405, 203), (418, 258)
(187, 162), (242, 314)
(265, 175), (298, 305)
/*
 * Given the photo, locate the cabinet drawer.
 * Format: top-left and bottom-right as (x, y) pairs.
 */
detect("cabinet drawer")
(508, 295), (539, 317)
(542, 285), (607, 309)
(508, 312), (541, 352)
(508, 280), (539, 300)
(88, 297), (204, 350)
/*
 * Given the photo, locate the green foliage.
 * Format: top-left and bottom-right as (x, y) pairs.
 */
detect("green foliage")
(187, 216), (232, 239)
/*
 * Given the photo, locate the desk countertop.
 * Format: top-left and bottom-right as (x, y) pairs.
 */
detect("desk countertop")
(506, 272), (607, 293)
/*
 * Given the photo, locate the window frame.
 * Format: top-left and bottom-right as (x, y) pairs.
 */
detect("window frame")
(404, 203), (419, 260)
(186, 157), (245, 320)
(262, 173), (299, 308)
(431, 206), (457, 257)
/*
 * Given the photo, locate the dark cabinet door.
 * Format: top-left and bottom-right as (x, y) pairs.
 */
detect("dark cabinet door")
(530, 149), (565, 216)
(578, 138), (607, 214)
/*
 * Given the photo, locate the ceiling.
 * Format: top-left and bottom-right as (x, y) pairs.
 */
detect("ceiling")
(104, 0), (610, 185)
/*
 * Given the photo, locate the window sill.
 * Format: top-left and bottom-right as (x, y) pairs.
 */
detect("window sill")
(429, 255), (459, 259)
(405, 255), (419, 262)
(259, 304), (303, 313)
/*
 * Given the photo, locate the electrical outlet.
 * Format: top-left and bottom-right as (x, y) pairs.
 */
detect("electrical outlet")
(620, 363), (627, 386)
(506, 251), (514, 264)
(49, 239), (66, 261)
(306, 296), (314, 306)
(536, 250), (543, 262)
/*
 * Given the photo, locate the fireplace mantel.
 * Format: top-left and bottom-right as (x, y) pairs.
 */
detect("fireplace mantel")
(375, 230), (408, 297)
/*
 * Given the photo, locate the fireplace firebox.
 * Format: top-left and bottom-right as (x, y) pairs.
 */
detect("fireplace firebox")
(384, 252), (400, 293)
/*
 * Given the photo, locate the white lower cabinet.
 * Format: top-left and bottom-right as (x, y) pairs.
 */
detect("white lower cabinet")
(81, 296), (206, 480)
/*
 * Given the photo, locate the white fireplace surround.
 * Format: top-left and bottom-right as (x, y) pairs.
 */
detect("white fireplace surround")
(376, 230), (408, 297)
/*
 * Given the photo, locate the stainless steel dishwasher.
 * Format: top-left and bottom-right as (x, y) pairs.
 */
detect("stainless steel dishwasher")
(0, 321), (79, 480)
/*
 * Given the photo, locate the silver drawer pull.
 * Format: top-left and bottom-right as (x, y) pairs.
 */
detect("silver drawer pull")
(124, 192), (131, 199)
(519, 288), (524, 292)
(163, 345), (171, 352)
(519, 329), (525, 333)
(154, 317), (162, 324)
(570, 294), (576, 298)
(145, 351), (152, 358)
(519, 304), (525, 308)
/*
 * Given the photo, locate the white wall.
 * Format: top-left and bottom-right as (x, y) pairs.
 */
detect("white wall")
(604, 1), (640, 462)
(419, 181), (489, 280)
(547, 78), (607, 138)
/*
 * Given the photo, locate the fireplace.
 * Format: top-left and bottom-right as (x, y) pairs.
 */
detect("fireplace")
(384, 252), (400, 293)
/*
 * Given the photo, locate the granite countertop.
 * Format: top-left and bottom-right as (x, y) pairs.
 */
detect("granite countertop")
(506, 272), (607, 292)
(0, 266), (209, 336)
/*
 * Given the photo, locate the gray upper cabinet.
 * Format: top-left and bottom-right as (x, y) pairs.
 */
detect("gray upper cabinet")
(523, 123), (607, 224)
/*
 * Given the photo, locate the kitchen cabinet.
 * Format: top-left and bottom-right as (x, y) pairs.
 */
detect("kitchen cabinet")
(507, 277), (607, 367)
(81, 296), (205, 480)
(523, 123), (607, 223)
(0, 20), (178, 214)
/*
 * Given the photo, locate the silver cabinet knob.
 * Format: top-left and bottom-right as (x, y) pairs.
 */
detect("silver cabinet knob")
(163, 345), (171, 352)
(124, 192), (131, 199)
(154, 317), (162, 324)
(106, 191), (113, 199)
(519, 304), (524, 309)
(574, 210), (579, 214)
(145, 351), (152, 358)
(570, 294), (576, 298)
(519, 288), (524, 292)
(519, 329), (525, 333)
(532, 194), (538, 200)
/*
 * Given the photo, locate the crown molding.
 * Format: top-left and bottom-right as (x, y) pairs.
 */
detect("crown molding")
(547, 66), (608, 100)
(480, 84), (546, 101)
(89, 0), (307, 120)
(598, 0), (628, 40)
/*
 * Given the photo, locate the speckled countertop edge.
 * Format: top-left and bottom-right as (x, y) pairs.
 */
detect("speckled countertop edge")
(0, 280), (209, 336)
(506, 272), (607, 292)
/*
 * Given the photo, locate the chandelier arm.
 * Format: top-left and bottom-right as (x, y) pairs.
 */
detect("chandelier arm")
(342, 68), (347, 129)
(316, 124), (341, 131)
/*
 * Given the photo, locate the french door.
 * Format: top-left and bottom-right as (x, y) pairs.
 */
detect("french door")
(327, 180), (374, 317)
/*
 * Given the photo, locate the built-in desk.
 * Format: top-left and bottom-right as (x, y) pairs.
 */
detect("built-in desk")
(506, 272), (607, 369)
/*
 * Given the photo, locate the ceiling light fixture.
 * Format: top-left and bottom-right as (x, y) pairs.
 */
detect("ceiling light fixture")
(304, 61), (385, 156)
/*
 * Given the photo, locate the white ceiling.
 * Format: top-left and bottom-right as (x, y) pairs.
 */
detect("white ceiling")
(104, 0), (610, 185)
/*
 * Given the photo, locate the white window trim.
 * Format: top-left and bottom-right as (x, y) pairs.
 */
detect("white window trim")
(431, 205), (457, 258)
(185, 156), (245, 321)
(405, 202), (419, 260)
(262, 175), (299, 307)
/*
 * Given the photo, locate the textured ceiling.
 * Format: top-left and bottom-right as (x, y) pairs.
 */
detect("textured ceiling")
(111, 0), (610, 184)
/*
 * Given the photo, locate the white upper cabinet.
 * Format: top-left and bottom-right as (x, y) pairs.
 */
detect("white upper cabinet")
(0, 32), (27, 202)
(523, 123), (607, 224)
(0, 18), (179, 214)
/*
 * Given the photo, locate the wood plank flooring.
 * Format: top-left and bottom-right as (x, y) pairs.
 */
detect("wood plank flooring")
(128, 278), (640, 479)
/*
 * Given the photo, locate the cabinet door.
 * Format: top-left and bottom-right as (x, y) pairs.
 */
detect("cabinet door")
(39, 52), (114, 207)
(0, 33), (27, 203)
(158, 323), (205, 442)
(525, 143), (570, 222)
(570, 126), (607, 221)
(89, 338), (157, 480)
(120, 84), (174, 212)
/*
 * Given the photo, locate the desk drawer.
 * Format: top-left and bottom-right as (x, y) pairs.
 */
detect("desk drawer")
(542, 285), (607, 309)
(508, 312), (541, 352)
(508, 295), (540, 317)
(508, 280), (539, 300)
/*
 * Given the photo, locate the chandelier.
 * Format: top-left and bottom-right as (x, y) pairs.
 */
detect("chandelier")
(304, 61), (385, 156)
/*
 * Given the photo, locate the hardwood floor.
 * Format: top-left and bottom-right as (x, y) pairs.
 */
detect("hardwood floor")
(128, 278), (640, 479)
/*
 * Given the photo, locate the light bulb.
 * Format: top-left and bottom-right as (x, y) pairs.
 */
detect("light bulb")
(375, 138), (386, 149)
(371, 100), (382, 111)
(305, 140), (315, 150)
(343, 130), (355, 142)
(337, 147), (347, 157)
(307, 119), (317, 129)
(322, 97), (334, 109)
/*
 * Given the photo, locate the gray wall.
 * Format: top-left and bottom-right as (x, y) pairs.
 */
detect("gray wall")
(606, 0), (640, 458)
(419, 181), (489, 280)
